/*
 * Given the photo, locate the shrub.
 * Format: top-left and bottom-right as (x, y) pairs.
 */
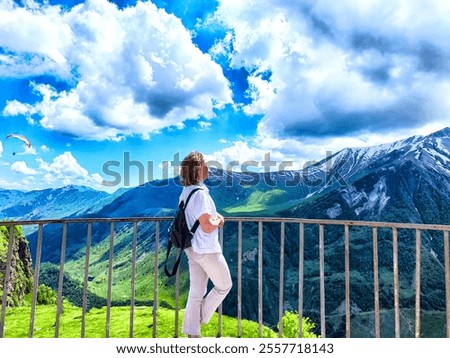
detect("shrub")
(279, 311), (319, 338)
(37, 284), (57, 305)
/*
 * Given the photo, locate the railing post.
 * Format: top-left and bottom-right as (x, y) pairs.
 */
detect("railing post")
(319, 224), (326, 338)
(237, 220), (243, 338)
(81, 222), (92, 338)
(258, 221), (263, 338)
(0, 225), (15, 338)
(29, 224), (43, 337)
(444, 230), (450, 338)
(174, 250), (181, 337)
(278, 222), (285, 338)
(55, 222), (67, 338)
(129, 221), (138, 338)
(392, 227), (400, 338)
(415, 229), (421, 338)
(217, 225), (224, 337)
(152, 221), (160, 338)
(298, 222), (304, 338)
(373, 227), (380, 338)
(344, 225), (350, 338)
(105, 221), (115, 338)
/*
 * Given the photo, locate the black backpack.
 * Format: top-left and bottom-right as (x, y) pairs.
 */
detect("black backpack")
(164, 188), (202, 277)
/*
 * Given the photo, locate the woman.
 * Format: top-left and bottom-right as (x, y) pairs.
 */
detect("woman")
(180, 151), (232, 338)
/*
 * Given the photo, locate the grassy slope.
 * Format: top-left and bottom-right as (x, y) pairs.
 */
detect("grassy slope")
(64, 224), (182, 307)
(2, 302), (289, 338)
(223, 189), (288, 214)
(5, 302), (445, 338)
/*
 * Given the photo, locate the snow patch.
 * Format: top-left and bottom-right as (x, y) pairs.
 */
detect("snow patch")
(326, 203), (342, 219)
(243, 248), (257, 263)
(341, 177), (390, 216)
(341, 185), (366, 208)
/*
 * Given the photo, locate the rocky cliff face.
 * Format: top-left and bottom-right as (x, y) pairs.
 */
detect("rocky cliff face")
(0, 225), (33, 306)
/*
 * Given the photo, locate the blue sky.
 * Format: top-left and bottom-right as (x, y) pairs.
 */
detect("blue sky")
(1, 0), (450, 192)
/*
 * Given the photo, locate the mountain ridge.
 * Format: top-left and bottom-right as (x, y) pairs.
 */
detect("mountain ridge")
(2, 126), (450, 222)
(2, 127), (450, 337)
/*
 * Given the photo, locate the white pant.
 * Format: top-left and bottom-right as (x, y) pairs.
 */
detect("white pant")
(182, 248), (232, 336)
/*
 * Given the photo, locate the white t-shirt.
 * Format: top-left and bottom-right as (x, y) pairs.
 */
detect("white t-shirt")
(180, 183), (222, 254)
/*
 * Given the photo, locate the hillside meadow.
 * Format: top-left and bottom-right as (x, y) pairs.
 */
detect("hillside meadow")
(2, 300), (318, 338)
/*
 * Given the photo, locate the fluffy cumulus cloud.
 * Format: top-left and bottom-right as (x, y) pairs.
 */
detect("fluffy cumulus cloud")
(37, 152), (103, 186)
(213, 0), (450, 141)
(0, 0), (72, 77)
(0, 151), (103, 190)
(10, 160), (38, 175)
(1, 0), (232, 140)
(205, 138), (309, 172)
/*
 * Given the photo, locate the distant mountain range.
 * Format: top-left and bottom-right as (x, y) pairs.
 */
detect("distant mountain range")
(0, 185), (121, 220)
(2, 127), (450, 337)
(3, 127), (450, 224)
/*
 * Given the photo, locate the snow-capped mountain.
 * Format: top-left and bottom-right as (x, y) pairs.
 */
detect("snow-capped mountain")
(284, 127), (450, 224)
(316, 126), (450, 184)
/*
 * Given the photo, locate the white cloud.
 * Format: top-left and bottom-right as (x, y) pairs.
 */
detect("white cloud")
(37, 151), (100, 184)
(2, 151), (104, 190)
(23, 145), (37, 156)
(2, 100), (34, 117)
(306, 0), (450, 50)
(205, 139), (304, 172)
(213, 0), (450, 141)
(10, 160), (38, 175)
(0, 0), (72, 77)
(0, 177), (29, 190)
(3, 140), (37, 156)
(198, 121), (212, 130)
(0, 140), (3, 157)
(0, 147), (108, 191)
(1, 0), (232, 140)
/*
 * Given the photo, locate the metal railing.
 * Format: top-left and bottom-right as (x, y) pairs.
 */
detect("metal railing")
(1, 217), (450, 338)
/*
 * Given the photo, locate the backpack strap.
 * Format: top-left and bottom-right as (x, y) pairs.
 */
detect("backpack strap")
(191, 220), (200, 234)
(164, 240), (176, 277)
(164, 188), (202, 277)
(183, 188), (202, 233)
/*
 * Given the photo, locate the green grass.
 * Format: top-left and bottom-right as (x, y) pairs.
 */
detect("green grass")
(2, 302), (278, 338)
(224, 189), (288, 214)
(63, 224), (182, 307)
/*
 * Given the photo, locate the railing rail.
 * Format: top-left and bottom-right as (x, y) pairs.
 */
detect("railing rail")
(1, 216), (450, 338)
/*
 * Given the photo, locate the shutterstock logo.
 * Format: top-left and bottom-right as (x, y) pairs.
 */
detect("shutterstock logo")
(101, 151), (348, 188)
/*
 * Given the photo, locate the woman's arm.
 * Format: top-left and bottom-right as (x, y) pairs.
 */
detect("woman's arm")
(198, 213), (222, 233)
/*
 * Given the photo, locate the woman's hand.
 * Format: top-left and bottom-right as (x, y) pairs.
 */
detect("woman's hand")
(199, 213), (225, 232)
(217, 213), (225, 227)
